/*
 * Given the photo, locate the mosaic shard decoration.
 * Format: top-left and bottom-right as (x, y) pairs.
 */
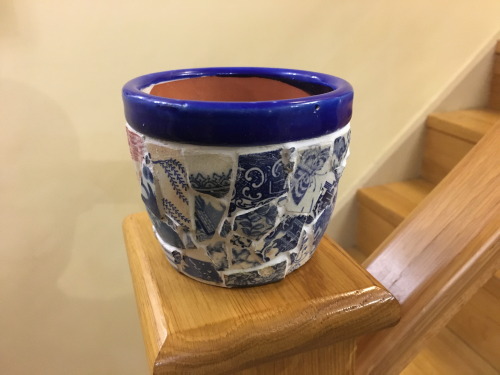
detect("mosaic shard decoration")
(126, 126), (144, 163)
(231, 248), (263, 269)
(182, 255), (223, 284)
(206, 242), (228, 271)
(308, 180), (338, 223)
(140, 157), (161, 218)
(332, 130), (351, 168)
(233, 203), (278, 240)
(224, 260), (287, 287)
(287, 145), (332, 214)
(229, 234), (263, 269)
(185, 153), (233, 198)
(161, 248), (182, 269)
(260, 215), (308, 261)
(313, 204), (334, 249)
(219, 219), (232, 238)
(229, 233), (253, 248)
(149, 153), (191, 230)
(147, 208), (185, 249)
(127, 124), (350, 287)
(288, 231), (313, 273)
(126, 127), (145, 179)
(229, 149), (289, 215)
(193, 195), (226, 242)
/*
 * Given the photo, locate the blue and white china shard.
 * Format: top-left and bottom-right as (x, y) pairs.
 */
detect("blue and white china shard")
(123, 67), (353, 287)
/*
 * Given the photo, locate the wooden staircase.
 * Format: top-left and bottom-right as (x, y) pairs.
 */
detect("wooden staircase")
(351, 43), (500, 374)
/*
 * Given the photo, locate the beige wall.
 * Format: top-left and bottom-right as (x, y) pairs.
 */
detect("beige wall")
(1, 1), (499, 373)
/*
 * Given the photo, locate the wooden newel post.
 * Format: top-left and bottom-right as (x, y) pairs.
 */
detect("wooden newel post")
(123, 212), (400, 375)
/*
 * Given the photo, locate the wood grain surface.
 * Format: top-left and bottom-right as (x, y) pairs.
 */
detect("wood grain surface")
(356, 123), (500, 375)
(357, 179), (434, 227)
(427, 109), (500, 143)
(357, 204), (396, 255)
(421, 127), (475, 184)
(234, 340), (356, 375)
(447, 279), (500, 371)
(489, 41), (500, 110)
(123, 212), (399, 375)
(401, 327), (498, 375)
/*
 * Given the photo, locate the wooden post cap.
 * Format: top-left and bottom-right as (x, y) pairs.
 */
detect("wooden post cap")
(123, 212), (400, 374)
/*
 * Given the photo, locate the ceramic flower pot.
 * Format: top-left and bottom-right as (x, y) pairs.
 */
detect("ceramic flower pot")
(122, 67), (352, 287)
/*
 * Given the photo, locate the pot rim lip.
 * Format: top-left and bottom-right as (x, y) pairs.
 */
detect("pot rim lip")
(122, 67), (353, 146)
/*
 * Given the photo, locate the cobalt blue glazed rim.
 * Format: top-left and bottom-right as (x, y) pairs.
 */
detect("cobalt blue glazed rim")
(122, 67), (353, 146)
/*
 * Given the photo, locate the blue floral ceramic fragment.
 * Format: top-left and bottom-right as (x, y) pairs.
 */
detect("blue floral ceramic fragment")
(194, 195), (226, 242)
(224, 260), (287, 287)
(140, 158), (161, 218)
(233, 203), (278, 240)
(182, 256), (223, 284)
(171, 250), (182, 264)
(229, 149), (289, 215)
(309, 180), (338, 223)
(219, 219), (232, 238)
(260, 215), (308, 261)
(161, 248), (182, 268)
(231, 248), (262, 269)
(333, 131), (350, 165)
(229, 234), (253, 249)
(189, 172), (232, 198)
(289, 231), (312, 273)
(206, 242), (228, 271)
(288, 145), (332, 214)
(186, 153), (234, 198)
(229, 234), (263, 269)
(313, 204), (334, 249)
(291, 146), (331, 204)
(147, 208), (185, 249)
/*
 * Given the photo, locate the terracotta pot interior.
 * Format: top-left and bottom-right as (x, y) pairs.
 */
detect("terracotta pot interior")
(149, 76), (316, 102)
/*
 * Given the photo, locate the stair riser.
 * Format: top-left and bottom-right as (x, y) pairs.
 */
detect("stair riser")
(357, 204), (396, 256)
(421, 129), (475, 184)
(489, 50), (500, 110)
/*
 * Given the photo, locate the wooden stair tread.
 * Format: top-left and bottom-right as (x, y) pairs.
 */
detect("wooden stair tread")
(447, 282), (500, 371)
(427, 109), (500, 143)
(357, 179), (434, 227)
(401, 328), (498, 375)
(345, 247), (367, 264)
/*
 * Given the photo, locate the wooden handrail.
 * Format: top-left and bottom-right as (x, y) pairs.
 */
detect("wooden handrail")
(123, 214), (400, 375)
(355, 123), (500, 375)
(123, 123), (498, 374)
